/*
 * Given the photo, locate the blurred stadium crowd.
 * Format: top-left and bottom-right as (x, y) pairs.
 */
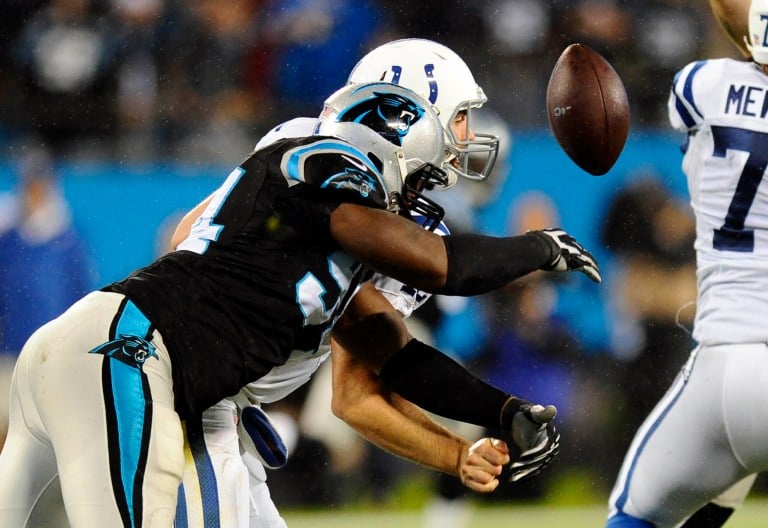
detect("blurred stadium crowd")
(0, 0), (758, 523)
(0, 0), (740, 161)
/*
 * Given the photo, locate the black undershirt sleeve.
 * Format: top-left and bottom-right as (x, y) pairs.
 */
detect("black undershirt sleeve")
(272, 184), (379, 245)
(378, 338), (526, 431)
(439, 232), (555, 296)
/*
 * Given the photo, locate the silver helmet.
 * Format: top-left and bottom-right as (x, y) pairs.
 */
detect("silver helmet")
(318, 82), (449, 225)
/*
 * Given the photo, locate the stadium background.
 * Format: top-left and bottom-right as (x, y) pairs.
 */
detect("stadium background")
(2, 0), (766, 525)
(0, 130), (688, 346)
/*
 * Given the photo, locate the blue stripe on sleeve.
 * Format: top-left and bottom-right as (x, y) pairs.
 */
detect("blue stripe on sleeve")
(682, 60), (707, 121)
(674, 93), (697, 128)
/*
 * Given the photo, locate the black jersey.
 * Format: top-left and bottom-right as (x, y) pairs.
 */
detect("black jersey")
(105, 136), (390, 418)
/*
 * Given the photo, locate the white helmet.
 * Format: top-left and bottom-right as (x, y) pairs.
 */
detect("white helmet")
(745, 0), (768, 65)
(318, 82), (450, 226)
(347, 38), (499, 185)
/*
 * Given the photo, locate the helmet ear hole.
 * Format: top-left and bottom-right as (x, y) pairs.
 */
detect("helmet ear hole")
(367, 152), (384, 173)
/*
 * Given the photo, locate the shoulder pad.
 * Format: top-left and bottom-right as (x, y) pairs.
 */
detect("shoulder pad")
(279, 136), (389, 209)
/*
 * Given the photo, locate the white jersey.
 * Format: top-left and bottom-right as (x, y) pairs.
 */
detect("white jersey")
(668, 58), (768, 345)
(240, 117), (447, 405)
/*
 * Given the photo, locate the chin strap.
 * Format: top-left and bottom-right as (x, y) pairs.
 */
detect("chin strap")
(400, 163), (447, 231)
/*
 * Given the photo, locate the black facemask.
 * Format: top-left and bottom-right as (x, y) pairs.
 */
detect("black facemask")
(401, 163), (448, 231)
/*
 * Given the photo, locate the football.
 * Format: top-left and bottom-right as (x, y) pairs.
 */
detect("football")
(546, 43), (630, 175)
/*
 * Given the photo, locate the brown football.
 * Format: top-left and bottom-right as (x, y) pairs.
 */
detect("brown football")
(546, 43), (630, 175)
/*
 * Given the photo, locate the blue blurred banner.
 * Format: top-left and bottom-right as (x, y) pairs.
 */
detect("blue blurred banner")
(0, 130), (690, 350)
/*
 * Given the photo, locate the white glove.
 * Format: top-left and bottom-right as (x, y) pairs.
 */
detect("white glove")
(508, 403), (561, 482)
(530, 228), (601, 283)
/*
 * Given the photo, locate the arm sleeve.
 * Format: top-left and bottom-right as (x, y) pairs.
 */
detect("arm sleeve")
(378, 338), (525, 430)
(438, 232), (555, 296)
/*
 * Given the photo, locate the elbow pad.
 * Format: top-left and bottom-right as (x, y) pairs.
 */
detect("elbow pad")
(439, 233), (553, 296)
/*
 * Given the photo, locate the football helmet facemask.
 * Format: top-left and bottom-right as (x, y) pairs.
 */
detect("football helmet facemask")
(347, 38), (499, 185)
(318, 82), (448, 228)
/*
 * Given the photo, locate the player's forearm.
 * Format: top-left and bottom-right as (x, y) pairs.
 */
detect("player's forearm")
(341, 390), (468, 476)
(389, 393), (466, 441)
(438, 232), (552, 295)
(330, 203), (553, 296)
(331, 341), (467, 475)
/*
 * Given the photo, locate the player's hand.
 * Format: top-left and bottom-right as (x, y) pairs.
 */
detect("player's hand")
(458, 437), (511, 493)
(530, 228), (601, 283)
(508, 403), (560, 482)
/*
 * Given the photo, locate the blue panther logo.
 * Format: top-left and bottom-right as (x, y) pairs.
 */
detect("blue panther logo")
(324, 167), (379, 198)
(90, 334), (157, 368)
(337, 92), (425, 147)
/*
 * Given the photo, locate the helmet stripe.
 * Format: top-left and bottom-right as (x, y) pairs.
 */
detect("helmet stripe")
(424, 64), (438, 104)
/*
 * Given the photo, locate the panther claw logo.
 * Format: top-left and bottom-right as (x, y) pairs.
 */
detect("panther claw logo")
(90, 334), (157, 368)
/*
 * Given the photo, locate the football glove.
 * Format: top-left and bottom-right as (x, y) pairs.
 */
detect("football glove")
(238, 404), (288, 469)
(530, 228), (601, 283)
(508, 403), (561, 482)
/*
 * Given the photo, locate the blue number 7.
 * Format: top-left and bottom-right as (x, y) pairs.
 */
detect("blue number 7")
(711, 125), (768, 252)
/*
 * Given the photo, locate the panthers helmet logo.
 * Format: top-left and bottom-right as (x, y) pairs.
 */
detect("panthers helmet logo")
(336, 92), (425, 147)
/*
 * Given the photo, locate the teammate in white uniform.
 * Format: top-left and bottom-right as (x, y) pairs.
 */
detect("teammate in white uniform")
(606, 1), (768, 526)
(177, 39), (553, 528)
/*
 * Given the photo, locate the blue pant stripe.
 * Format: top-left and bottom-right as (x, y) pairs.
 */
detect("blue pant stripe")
(100, 298), (155, 527)
(110, 360), (148, 527)
(187, 419), (221, 527)
(615, 376), (688, 513)
(116, 300), (152, 339)
(175, 484), (188, 528)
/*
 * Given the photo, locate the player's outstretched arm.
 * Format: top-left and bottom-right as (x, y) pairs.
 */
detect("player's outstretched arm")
(334, 284), (562, 481)
(330, 335), (510, 493)
(329, 203), (601, 296)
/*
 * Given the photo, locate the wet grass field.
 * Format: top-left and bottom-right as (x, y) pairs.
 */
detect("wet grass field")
(282, 500), (767, 528)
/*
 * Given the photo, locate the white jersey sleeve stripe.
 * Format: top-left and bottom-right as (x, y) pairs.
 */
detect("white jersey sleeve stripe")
(671, 91), (698, 129)
(671, 61), (707, 129)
